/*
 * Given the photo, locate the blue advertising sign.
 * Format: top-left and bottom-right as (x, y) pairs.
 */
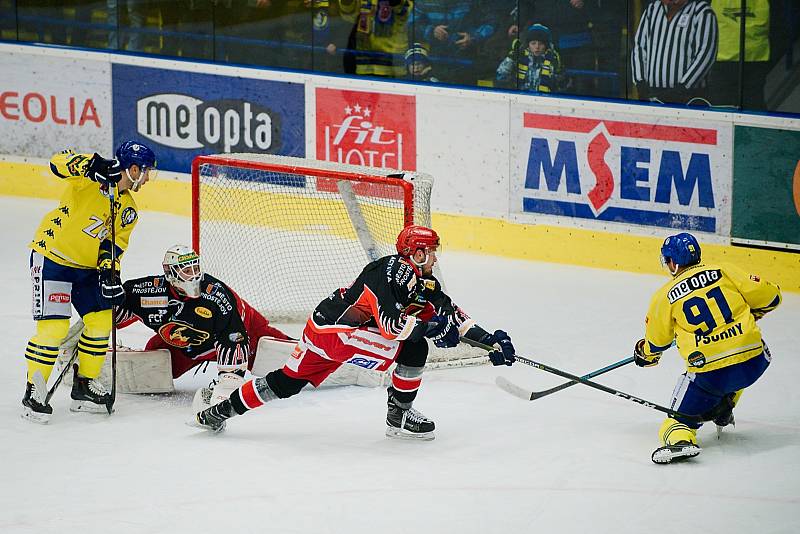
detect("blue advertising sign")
(510, 109), (732, 235)
(112, 64), (305, 173)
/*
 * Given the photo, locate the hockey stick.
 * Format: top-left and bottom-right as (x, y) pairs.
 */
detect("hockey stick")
(507, 356), (635, 401)
(107, 186), (118, 415)
(462, 338), (703, 422)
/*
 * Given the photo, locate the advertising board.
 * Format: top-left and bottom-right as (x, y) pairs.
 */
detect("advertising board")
(0, 52), (111, 156)
(510, 107), (733, 235)
(113, 64), (305, 173)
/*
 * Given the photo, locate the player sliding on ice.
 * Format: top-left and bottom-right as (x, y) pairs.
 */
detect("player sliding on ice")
(634, 233), (782, 464)
(192, 225), (517, 439)
(21, 141), (156, 423)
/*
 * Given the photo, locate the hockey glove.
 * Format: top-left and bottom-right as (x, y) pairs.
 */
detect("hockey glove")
(424, 315), (460, 348)
(633, 338), (661, 368)
(86, 153), (122, 187)
(487, 330), (515, 366)
(99, 268), (125, 305)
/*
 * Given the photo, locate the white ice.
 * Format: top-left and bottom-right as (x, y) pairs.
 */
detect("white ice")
(0, 197), (798, 534)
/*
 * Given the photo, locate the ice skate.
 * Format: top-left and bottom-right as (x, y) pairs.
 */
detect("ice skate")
(385, 390), (435, 441)
(70, 365), (112, 414)
(21, 379), (52, 424)
(714, 409), (735, 439)
(651, 440), (702, 464)
(189, 401), (231, 433)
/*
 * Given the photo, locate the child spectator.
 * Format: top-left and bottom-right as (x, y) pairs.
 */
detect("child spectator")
(404, 43), (440, 82)
(496, 24), (563, 93)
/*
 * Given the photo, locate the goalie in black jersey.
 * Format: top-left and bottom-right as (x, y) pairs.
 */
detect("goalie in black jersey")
(192, 225), (517, 439)
(115, 245), (292, 404)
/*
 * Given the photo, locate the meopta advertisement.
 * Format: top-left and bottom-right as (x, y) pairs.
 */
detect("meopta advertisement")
(112, 64), (305, 173)
(0, 51), (111, 156)
(315, 87), (417, 171)
(510, 106), (733, 236)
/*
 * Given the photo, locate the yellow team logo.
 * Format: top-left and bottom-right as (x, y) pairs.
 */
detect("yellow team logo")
(195, 306), (212, 319)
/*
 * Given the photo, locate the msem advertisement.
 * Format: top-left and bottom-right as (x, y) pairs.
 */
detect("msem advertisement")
(112, 64), (305, 173)
(510, 107), (732, 236)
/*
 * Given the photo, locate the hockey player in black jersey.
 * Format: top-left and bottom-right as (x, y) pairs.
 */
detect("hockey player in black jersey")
(193, 225), (517, 439)
(117, 245), (290, 403)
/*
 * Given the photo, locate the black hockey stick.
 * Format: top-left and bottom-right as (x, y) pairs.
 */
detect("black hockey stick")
(106, 186), (118, 415)
(44, 347), (79, 405)
(507, 356), (635, 401)
(463, 338), (703, 422)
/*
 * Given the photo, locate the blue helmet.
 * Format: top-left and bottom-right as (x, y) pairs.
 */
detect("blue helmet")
(115, 140), (156, 170)
(660, 232), (701, 267)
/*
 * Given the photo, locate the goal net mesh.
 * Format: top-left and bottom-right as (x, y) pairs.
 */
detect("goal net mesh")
(194, 154), (432, 322)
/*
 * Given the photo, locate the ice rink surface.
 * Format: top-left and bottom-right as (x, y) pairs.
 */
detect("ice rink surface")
(0, 197), (798, 534)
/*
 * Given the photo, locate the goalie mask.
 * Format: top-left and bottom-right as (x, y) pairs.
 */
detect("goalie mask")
(163, 245), (202, 298)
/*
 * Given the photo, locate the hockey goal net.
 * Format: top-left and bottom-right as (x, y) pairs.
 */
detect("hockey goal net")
(192, 154), (486, 369)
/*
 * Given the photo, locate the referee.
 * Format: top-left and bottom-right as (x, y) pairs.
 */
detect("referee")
(631, 0), (719, 104)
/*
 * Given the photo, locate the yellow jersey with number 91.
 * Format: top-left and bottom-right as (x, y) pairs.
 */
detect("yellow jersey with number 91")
(29, 150), (139, 269)
(644, 262), (781, 373)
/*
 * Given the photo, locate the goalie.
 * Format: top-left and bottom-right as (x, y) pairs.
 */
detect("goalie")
(111, 245), (293, 404)
(192, 225), (517, 440)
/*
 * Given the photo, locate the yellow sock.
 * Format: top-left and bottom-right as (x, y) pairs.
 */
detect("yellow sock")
(25, 319), (70, 383)
(659, 417), (698, 446)
(77, 310), (111, 379)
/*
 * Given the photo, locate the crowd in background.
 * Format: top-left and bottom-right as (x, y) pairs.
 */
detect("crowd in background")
(0, 0), (798, 113)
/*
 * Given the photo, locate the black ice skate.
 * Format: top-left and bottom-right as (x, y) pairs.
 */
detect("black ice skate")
(70, 365), (112, 414)
(385, 389), (435, 441)
(191, 401), (232, 433)
(651, 440), (702, 464)
(22, 381), (53, 424)
(714, 409), (735, 439)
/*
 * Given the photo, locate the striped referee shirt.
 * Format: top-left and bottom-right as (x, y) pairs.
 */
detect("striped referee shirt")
(631, 1), (719, 89)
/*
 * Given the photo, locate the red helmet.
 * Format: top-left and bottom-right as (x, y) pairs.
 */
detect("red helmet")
(396, 225), (440, 257)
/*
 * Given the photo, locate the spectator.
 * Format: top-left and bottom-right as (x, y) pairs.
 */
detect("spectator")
(411, 0), (497, 85)
(631, 0), (719, 104)
(405, 42), (440, 82)
(339, 0), (412, 78)
(708, 0), (771, 110)
(108, 0), (146, 52)
(496, 24), (564, 93)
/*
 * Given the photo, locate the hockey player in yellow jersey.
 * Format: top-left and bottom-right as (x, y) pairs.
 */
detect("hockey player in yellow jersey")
(22, 140), (156, 423)
(634, 232), (781, 464)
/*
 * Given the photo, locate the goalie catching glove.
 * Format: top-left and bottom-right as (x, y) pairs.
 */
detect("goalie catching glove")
(633, 338), (661, 367)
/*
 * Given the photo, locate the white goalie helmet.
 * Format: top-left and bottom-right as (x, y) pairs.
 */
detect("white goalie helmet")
(163, 245), (202, 298)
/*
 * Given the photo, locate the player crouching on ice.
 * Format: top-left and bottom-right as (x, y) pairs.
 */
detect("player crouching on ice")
(192, 225), (517, 439)
(22, 141), (156, 423)
(112, 245), (293, 405)
(634, 233), (781, 464)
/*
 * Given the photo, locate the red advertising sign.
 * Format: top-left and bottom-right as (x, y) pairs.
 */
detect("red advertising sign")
(316, 88), (416, 171)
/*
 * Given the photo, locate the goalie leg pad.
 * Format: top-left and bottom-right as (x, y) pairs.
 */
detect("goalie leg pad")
(92, 349), (174, 394)
(251, 336), (297, 376)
